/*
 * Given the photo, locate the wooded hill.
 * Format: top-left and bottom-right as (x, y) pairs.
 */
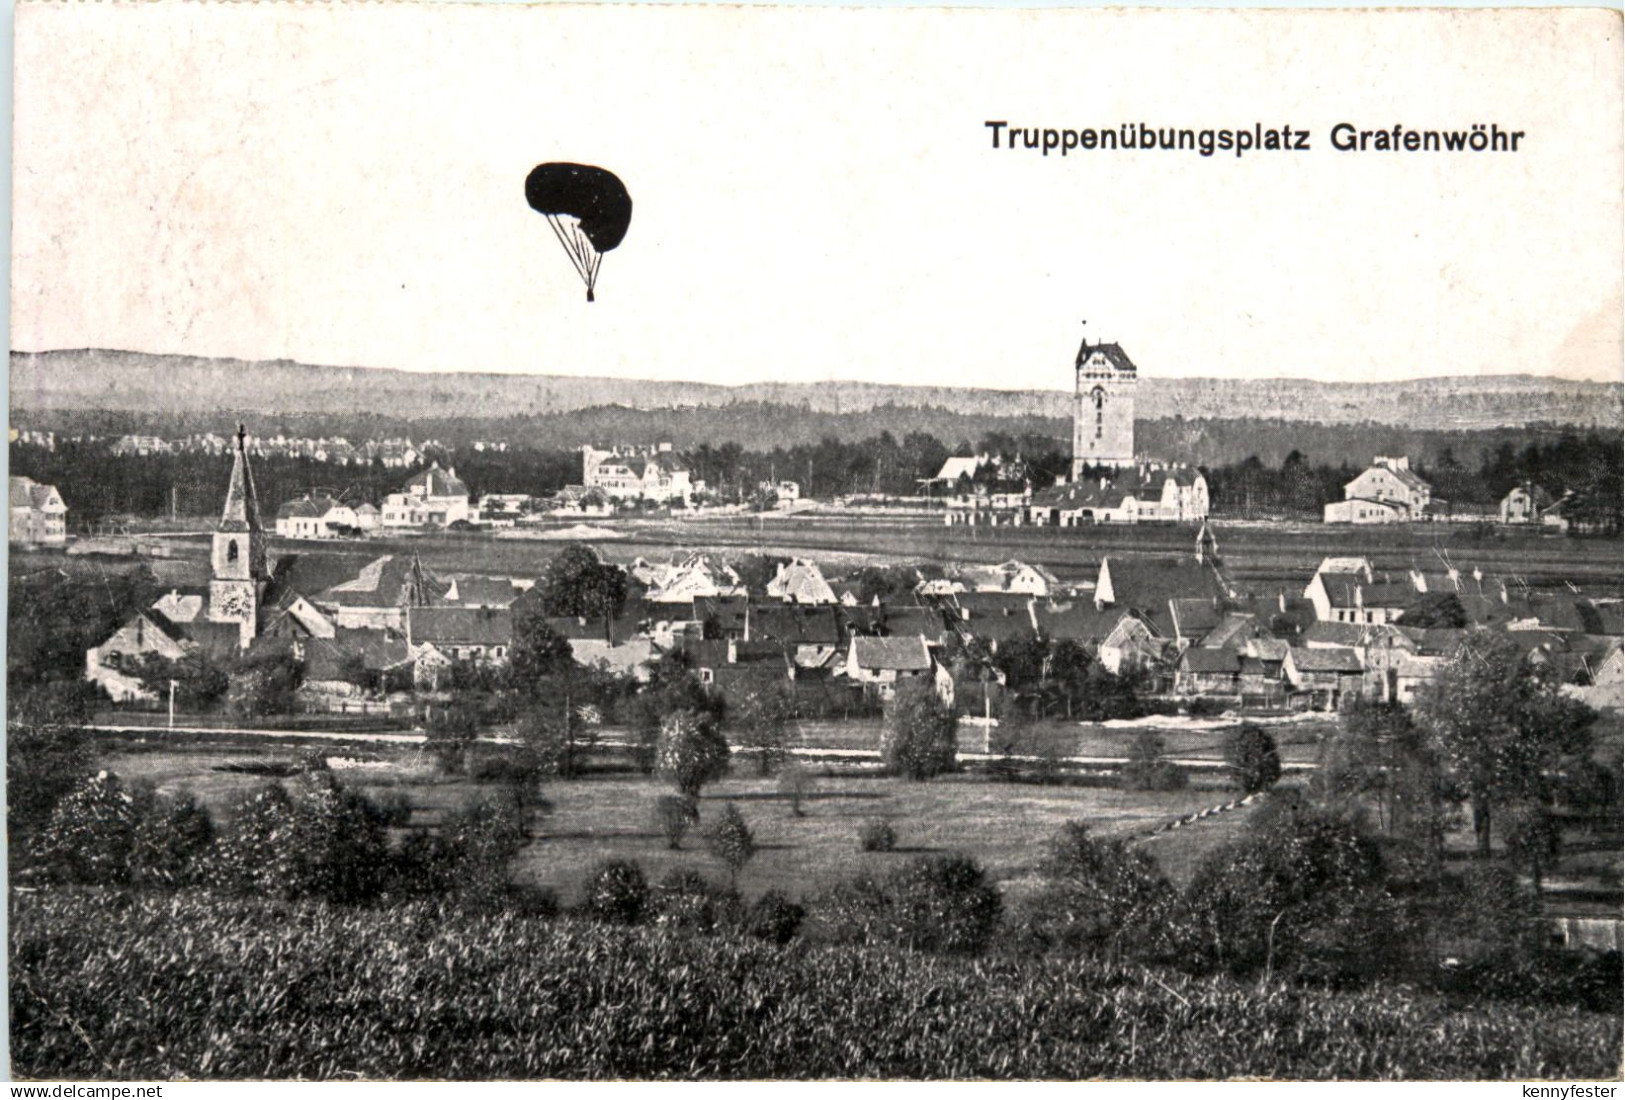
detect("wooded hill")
(12, 348), (1622, 431)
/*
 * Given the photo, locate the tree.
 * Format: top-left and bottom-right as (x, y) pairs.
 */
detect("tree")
(1120, 731), (1187, 791)
(539, 545), (627, 642)
(706, 802), (757, 883)
(629, 651), (725, 773)
(226, 642), (304, 718)
(134, 651), (230, 711)
(656, 710), (731, 797)
(1182, 799), (1409, 980)
(6, 719), (94, 845)
(515, 675), (599, 780)
(731, 681), (797, 776)
(424, 695), (483, 775)
(1315, 697), (1450, 851)
(1414, 631), (1596, 856)
(881, 681), (958, 780)
(1224, 722), (1281, 794)
(1021, 822), (1176, 962)
(777, 762), (814, 816)
(507, 602), (575, 695)
(130, 790), (216, 888)
(30, 771), (141, 885)
(653, 794), (699, 850)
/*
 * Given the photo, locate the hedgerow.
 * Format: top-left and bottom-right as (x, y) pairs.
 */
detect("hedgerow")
(11, 890), (1617, 1080)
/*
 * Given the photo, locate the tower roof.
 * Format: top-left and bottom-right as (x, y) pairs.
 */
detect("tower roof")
(219, 423), (264, 534)
(1075, 339), (1137, 374)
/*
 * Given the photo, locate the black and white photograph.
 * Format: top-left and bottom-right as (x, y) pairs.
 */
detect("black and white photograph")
(5, 1), (1622, 1082)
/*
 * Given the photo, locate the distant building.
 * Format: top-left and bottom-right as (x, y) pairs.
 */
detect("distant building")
(382, 463), (473, 528)
(1499, 482), (1555, 524)
(1327, 456), (1432, 523)
(581, 443), (694, 504)
(1032, 465), (1209, 526)
(1071, 333), (1138, 477)
(274, 494), (367, 540)
(9, 476), (67, 547)
(766, 558), (838, 605)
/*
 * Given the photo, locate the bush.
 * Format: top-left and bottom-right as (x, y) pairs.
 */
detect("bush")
(746, 889), (806, 945)
(30, 771), (142, 885)
(1119, 731), (1188, 792)
(858, 817), (897, 852)
(1185, 697), (1228, 719)
(1018, 822), (1176, 962)
(706, 803), (757, 881)
(1223, 723), (1281, 794)
(130, 790), (216, 889)
(584, 859), (650, 924)
(1181, 802), (1410, 981)
(808, 853), (1003, 956)
(652, 868), (740, 933)
(880, 682), (958, 780)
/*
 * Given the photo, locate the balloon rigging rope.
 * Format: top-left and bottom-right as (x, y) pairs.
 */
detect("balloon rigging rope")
(545, 214), (590, 284)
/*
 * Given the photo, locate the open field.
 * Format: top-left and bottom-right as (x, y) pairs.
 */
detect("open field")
(64, 514), (1625, 595)
(93, 740), (1257, 902)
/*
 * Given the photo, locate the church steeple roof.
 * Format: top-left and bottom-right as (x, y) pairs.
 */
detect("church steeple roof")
(220, 423), (263, 534)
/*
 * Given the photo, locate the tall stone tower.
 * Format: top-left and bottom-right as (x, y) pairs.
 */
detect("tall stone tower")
(208, 423), (270, 648)
(1071, 328), (1138, 479)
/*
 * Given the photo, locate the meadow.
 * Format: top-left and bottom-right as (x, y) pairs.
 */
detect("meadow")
(95, 741), (1259, 902)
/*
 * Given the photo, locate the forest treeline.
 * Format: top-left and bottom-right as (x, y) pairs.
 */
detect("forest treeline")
(11, 418), (1621, 533)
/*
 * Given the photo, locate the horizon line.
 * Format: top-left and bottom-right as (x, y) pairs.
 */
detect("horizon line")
(10, 346), (1623, 392)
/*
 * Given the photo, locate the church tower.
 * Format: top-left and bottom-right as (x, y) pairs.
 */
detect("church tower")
(208, 423), (270, 648)
(1071, 326), (1138, 479)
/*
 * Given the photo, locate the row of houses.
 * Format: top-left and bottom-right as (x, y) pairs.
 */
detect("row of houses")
(1325, 456), (1575, 528)
(940, 464), (1211, 527)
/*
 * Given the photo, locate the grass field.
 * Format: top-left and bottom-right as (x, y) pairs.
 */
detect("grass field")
(79, 512), (1624, 596)
(94, 741), (1253, 903)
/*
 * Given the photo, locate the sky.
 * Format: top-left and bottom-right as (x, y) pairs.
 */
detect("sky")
(10, 4), (1623, 390)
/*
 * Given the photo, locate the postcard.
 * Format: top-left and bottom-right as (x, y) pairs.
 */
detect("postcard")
(8, 1), (1622, 1083)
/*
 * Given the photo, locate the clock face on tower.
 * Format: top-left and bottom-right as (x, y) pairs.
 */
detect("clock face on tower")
(216, 587), (251, 619)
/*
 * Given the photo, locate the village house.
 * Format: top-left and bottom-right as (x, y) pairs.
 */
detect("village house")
(407, 606), (513, 685)
(1499, 482), (1556, 524)
(9, 476), (67, 547)
(1284, 646), (1366, 709)
(642, 553), (745, 604)
(547, 614), (658, 681)
(315, 554), (443, 631)
(842, 635), (952, 703)
(766, 558), (839, 604)
(1174, 647), (1241, 698)
(382, 463), (474, 528)
(274, 493), (368, 540)
(1325, 456), (1433, 524)
(581, 443), (695, 504)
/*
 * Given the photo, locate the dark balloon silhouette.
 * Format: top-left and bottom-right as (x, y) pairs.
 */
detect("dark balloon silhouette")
(525, 163), (632, 302)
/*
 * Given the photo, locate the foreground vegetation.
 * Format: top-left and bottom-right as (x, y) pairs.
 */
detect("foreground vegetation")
(12, 889), (1619, 1081)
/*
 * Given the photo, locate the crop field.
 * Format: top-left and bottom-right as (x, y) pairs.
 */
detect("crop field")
(12, 890), (1621, 1080)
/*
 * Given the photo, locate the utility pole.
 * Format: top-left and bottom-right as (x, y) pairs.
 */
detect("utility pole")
(168, 679), (177, 729)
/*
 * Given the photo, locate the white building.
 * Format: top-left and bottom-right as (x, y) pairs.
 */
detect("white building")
(9, 476), (67, 547)
(1328, 457), (1432, 523)
(581, 443), (694, 504)
(382, 463), (474, 528)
